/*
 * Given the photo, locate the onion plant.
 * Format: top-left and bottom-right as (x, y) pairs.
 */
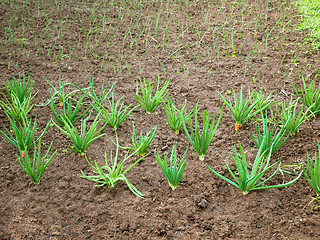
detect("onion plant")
(163, 96), (198, 135)
(136, 76), (169, 113)
(207, 142), (302, 195)
(0, 93), (34, 124)
(0, 115), (50, 156)
(81, 132), (146, 198)
(251, 113), (289, 158)
(217, 87), (266, 131)
(292, 77), (320, 115)
(155, 143), (187, 190)
(92, 93), (137, 131)
(43, 73), (78, 108)
(53, 113), (106, 156)
(77, 74), (117, 106)
(303, 141), (320, 196)
(17, 140), (56, 185)
(130, 122), (157, 157)
(252, 85), (276, 113)
(183, 105), (224, 161)
(5, 71), (33, 104)
(50, 93), (90, 127)
(275, 97), (311, 136)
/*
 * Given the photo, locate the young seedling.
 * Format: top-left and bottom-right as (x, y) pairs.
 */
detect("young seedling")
(0, 115), (50, 156)
(5, 71), (33, 104)
(217, 87), (265, 131)
(130, 122), (157, 157)
(251, 113), (289, 158)
(0, 92), (35, 125)
(50, 93), (90, 127)
(77, 74), (117, 106)
(155, 143), (187, 190)
(53, 113), (106, 156)
(17, 140), (56, 185)
(81, 132), (146, 198)
(92, 93), (137, 131)
(275, 97), (311, 136)
(163, 96), (198, 135)
(303, 141), (320, 196)
(136, 76), (169, 114)
(43, 73), (78, 108)
(292, 77), (320, 115)
(252, 85), (276, 113)
(183, 105), (224, 161)
(207, 142), (302, 195)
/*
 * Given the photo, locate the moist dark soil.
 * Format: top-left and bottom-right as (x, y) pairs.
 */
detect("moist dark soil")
(1, 0), (320, 239)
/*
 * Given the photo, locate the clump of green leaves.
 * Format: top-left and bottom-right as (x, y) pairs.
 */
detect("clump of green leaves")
(292, 76), (320, 115)
(252, 85), (276, 113)
(53, 113), (106, 156)
(251, 113), (289, 158)
(136, 76), (169, 113)
(43, 73), (78, 108)
(81, 133), (146, 198)
(0, 93), (35, 124)
(77, 74), (117, 106)
(183, 105), (224, 161)
(207, 142), (302, 195)
(275, 97), (311, 136)
(303, 141), (320, 196)
(218, 87), (268, 130)
(50, 93), (90, 127)
(163, 96), (198, 135)
(155, 143), (187, 190)
(17, 140), (56, 185)
(5, 71), (33, 104)
(92, 93), (137, 131)
(0, 115), (50, 154)
(1, 71), (35, 124)
(130, 122), (157, 157)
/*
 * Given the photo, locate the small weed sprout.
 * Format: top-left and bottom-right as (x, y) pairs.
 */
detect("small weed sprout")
(155, 143), (187, 190)
(183, 105), (224, 161)
(81, 133), (146, 198)
(136, 76), (169, 113)
(163, 96), (198, 135)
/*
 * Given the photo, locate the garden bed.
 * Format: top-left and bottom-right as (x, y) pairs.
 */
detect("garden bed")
(1, 0), (320, 239)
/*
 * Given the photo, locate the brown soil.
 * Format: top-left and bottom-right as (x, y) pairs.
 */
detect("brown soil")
(1, 0), (320, 239)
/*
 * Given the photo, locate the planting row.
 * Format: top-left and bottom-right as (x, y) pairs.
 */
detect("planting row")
(1, 72), (320, 199)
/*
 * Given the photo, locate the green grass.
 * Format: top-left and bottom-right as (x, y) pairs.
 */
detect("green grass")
(296, 0), (320, 48)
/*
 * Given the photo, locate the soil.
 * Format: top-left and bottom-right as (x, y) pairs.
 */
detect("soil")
(1, 0), (320, 239)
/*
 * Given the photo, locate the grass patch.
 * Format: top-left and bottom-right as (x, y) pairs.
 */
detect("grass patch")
(296, 0), (320, 47)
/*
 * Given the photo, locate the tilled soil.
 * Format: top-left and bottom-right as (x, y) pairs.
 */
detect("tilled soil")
(1, 0), (320, 239)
